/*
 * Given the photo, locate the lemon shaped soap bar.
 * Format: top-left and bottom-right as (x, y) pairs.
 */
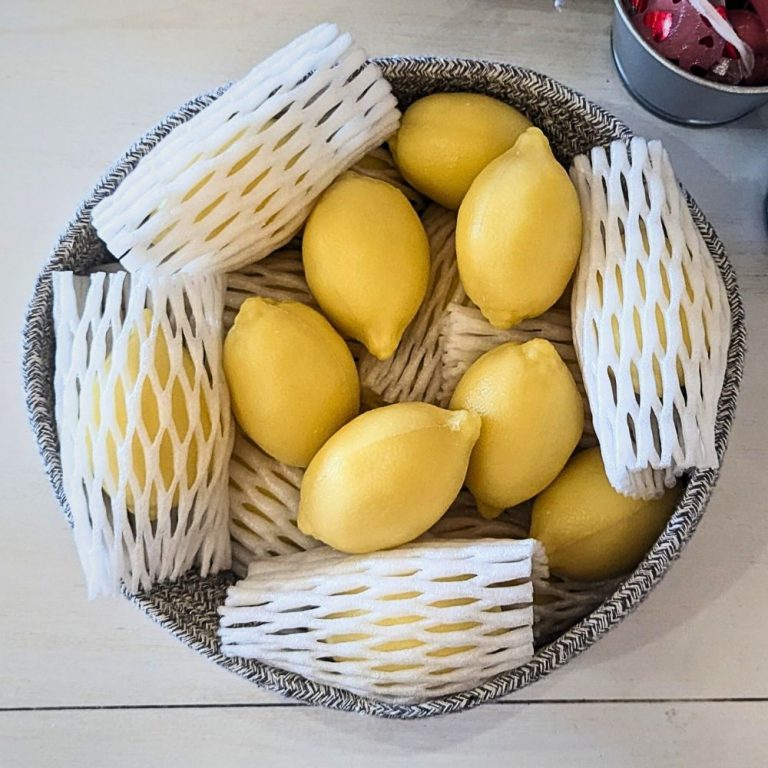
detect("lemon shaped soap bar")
(298, 402), (481, 553)
(456, 127), (582, 329)
(389, 92), (532, 210)
(223, 297), (359, 467)
(91, 310), (211, 514)
(302, 172), (430, 360)
(450, 338), (583, 519)
(531, 448), (680, 581)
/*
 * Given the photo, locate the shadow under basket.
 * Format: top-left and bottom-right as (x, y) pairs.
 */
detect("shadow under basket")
(21, 57), (746, 719)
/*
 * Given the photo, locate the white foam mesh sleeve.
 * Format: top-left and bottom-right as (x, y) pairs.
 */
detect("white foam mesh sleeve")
(359, 205), (465, 408)
(229, 431), (319, 578)
(53, 270), (233, 596)
(220, 538), (546, 704)
(91, 23), (400, 275)
(569, 138), (730, 498)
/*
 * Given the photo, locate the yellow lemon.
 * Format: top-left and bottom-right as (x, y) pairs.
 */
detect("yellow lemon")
(90, 310), (211, 514)
(223, 297), (359, 467)
(298, 402), (481, 553)
(449, 339), (583, 519)
(302, 172), (430, 360)
(531, 448), (680, 581)
(456, 127), (582, 329)
(389, 93), (531, 210)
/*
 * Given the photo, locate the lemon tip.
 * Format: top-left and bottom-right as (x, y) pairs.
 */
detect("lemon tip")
(476, 500), (504, 520)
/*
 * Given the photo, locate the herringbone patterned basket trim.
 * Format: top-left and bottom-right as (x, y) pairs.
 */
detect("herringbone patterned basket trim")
(21, 56), (746, 719)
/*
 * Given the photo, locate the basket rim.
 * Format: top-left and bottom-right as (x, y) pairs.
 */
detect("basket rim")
(21, 55), (747, 719)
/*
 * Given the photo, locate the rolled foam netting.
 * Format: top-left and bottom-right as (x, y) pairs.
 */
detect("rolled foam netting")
(220, 538), (546, 703)
(229, 430), (319, 578)
(91, 23), (401, 275)
(569, 138), (730, 498)
(53, 270), (233, 596)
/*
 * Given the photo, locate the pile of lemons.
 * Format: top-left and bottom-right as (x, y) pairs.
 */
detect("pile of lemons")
(223, 93), (678, 581)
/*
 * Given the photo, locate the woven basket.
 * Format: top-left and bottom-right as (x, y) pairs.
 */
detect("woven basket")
(22, 57), (746, 719)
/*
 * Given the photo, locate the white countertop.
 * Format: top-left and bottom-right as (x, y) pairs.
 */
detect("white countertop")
(2, 1), (767, 765)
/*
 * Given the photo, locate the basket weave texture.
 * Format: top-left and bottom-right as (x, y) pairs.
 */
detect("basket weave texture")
(21, 56), (745, 718)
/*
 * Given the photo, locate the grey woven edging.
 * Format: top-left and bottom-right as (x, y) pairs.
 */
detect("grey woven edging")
(22, 56), (746, 719)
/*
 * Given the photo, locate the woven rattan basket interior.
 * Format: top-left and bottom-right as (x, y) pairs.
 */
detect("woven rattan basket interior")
(22, 56), (746, 718)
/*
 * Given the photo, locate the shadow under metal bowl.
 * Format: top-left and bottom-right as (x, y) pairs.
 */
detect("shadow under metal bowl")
(612, 0), (768, 125)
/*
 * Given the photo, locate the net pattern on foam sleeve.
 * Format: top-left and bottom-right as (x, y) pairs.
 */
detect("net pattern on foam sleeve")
(53, 271), (233, 595)
(220, 538), (546, 703)
(569, 139), (730, 498)
(229, 431), (319, 578)
(91, 23), (400, 275)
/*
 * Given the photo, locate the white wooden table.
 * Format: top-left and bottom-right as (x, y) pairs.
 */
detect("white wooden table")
(2, 1), (767, 765)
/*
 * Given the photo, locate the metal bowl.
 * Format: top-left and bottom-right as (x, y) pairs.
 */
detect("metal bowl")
(612, 0), (768, 125)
